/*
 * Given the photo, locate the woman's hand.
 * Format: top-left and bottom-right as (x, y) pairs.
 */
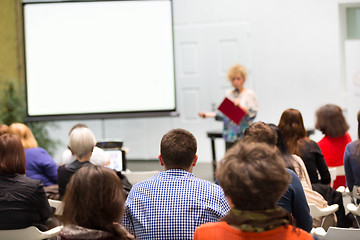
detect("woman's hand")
(198, 112), (216, 118)
(233, 99), (248, 114)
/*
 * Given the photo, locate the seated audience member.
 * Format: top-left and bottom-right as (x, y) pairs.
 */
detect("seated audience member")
(122, 128), (230, 240)
(278, 109), (349, 227)
(8, 123), (58, 187)
(60, 123), (109, 166)
(269, 124), (335, 229)
(59, 165), (134, 240)
(344, 111), (360, 201)
(194, 141), (313, 240)
(58, 127), (95, 199)
(243, 122), (313, 232)
(316, 104), (351, 189)
(0, 134), (56, 230)
(278, 109), (331, 185)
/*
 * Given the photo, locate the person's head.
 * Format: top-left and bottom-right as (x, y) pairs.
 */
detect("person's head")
(61, 165), (125, 232)
(68, 127), (96, 159)
(0, 134), (26, 175)
(0, 124), (9, 136)
(8, 123), (38, 149)
(268, 123), (298, 173)
(68, 123), (88, 136)
(315, 104), (349, 137)
(227, 64), (247, 90)
(217, 141), (290, 210)
(278, 109), (306, 154)
(243, 121), (277, 147)
(159, 128), (197, 170)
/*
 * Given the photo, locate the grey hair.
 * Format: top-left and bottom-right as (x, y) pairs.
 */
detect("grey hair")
(68, 127), (96, 158)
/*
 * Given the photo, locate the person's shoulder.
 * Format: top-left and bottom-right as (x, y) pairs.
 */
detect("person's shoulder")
(127, 173), (161, 191)
(346, 140), (360, 151)
(10, 174), (44, 190)
(282, 225), (313, 239)
(196, 221), (225, 229)
(243, 88), (255, 94)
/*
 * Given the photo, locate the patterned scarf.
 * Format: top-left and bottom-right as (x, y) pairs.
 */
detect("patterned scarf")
(221, 207), (292, 232)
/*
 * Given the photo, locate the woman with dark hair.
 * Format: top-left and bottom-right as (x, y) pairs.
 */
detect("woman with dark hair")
(59, 165), (134, 240)
(270, 124), (335, 228)
(194, 141), (313, 240)
(0, 134), (55, 230)
(316, 104), (352, 189)
(278, 109), (331, 185)
(278, 109), (349, 227)
(344, 111), (360, 197)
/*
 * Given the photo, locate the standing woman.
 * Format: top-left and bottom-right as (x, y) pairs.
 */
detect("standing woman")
(344, 111), (360, 196)
(199, 64), (258, 150)
(316, 104), (352, 189)
(8, 123), (58, 187)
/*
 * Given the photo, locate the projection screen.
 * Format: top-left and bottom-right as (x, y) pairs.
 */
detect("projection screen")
(23, 0), (176, 121)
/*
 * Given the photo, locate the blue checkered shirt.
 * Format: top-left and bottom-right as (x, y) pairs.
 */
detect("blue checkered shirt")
(122, 169), (230, 240)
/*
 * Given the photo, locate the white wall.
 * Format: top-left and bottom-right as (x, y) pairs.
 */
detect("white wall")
(47, 0), (360, 165)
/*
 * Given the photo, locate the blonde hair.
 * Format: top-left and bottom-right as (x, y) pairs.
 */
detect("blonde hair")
(68, 127), (96, 158)
(227, 64), (247, 81)
(8, 123), (38, 149)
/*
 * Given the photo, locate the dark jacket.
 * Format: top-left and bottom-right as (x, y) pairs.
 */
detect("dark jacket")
(58, 160), (92, 199)
(0, 174), (53, 230)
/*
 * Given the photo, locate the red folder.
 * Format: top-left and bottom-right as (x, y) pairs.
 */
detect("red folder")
(218, 97), (246, 125)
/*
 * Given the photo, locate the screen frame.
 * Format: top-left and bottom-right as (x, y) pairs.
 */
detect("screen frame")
(22, 0), (177, 122)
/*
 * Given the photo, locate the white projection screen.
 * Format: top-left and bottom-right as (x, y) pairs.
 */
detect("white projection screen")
(23, 0), (176, 121)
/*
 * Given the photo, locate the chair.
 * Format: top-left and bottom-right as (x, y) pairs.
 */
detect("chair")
(122, 170), (160, 185)
(0, 226), (62, 240)
(48, 199), (63, 215)
(313, 226), (360, 240)
(329, 166), (345, 188)
(308, 204), (339, 227)
(346, 203), (360, 227)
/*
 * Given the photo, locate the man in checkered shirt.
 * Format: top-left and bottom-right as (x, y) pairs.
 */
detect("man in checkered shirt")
(122, 128), (230, 240)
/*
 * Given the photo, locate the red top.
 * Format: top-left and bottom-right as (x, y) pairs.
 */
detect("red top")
(194, 221), (313, 240)
(318, 132), (352, 189)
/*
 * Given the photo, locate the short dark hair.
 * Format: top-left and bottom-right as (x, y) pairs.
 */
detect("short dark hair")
(0, 134), (26, 175)
(217, 141), (290, 210)
(61, 165), (125, 235)
(244, 121), (277, 146)
(315, 104), (349, 137)
(160, 129), (197, 169)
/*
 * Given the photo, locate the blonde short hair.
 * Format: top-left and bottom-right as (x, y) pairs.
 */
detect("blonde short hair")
(227, 64), (247, 81)
(68, 127), (96, 158)
(8, 123), (38, 149)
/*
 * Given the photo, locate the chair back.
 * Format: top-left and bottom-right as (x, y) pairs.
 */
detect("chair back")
(0, 226), (62, 240)
(309, 204), (339, 218)
(48, 199), (63, 215)
(328, 167), (337, 188)
(324, 227), (360, 240)
(352, 185), (360, 201)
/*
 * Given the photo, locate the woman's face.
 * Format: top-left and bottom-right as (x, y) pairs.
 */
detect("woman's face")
(231, 73), (245, 90)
